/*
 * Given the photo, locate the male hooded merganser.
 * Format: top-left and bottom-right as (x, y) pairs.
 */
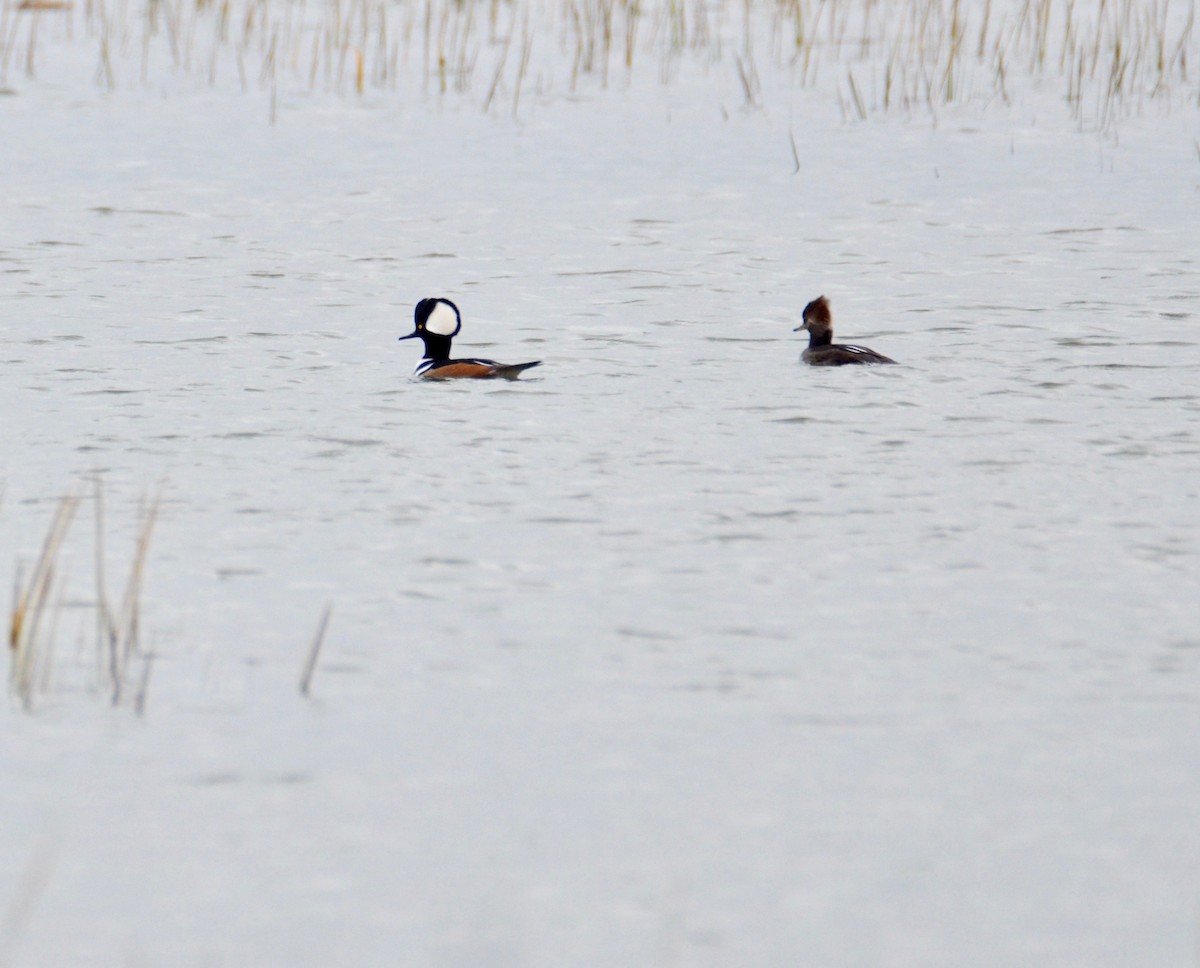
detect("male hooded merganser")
(398, 297), (541, 380)
(794, 295), (896, 366)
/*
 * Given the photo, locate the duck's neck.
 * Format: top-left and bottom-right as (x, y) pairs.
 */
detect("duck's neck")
(420, 333), (453, 360)
(808, 328), (833, 349)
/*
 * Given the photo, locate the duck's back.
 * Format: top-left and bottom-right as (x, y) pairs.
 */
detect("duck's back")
(802, 343), (896, 366)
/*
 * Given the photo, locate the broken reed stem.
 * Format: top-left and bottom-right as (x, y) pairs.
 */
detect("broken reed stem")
(512, 18), (531, 117)
(93, 474), (114, 678)
(97, 32), (115, 89)
(847, 66), (867, 118)
(109, 489), (162, 705)
(133, 651), (154, 716)
(9, 492), (81, 709)
(482, 19), (512, 112)
(299, 603), (333, 697)
(24, 6), (37, 78)
(0, 6), (11, 83)
(735, 52), (755, 105)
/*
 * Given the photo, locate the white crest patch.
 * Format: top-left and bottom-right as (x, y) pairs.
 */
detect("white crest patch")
(426, 300), (460, 336)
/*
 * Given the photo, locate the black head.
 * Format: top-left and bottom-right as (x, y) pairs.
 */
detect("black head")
(399, 297), (461, 359)
(794, 295), (833, 346)
(399, 297), (462, 341)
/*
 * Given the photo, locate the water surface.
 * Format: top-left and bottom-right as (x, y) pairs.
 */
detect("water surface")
(3, 43), (1200, 968)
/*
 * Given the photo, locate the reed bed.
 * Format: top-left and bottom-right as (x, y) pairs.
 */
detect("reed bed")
(1, 0), (1195, 124)
(7, 479), (160, 713)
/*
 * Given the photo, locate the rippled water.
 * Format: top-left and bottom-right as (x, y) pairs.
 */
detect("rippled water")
(3, 63), (1200, 968)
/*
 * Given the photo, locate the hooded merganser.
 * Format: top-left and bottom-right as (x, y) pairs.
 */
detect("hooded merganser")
(398, 298), (541, 380)
(794, 295), (897, 366)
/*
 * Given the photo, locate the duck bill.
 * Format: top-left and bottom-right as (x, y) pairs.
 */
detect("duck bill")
(398, 330), (420, 341)
(793, 323), (809, 332)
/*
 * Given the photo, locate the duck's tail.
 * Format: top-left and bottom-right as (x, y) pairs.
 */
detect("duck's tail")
(493, 361), (542, 380)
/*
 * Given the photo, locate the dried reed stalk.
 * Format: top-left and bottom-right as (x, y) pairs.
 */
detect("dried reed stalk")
(299, 603), (333, 697)
(9, 492), (80, 708)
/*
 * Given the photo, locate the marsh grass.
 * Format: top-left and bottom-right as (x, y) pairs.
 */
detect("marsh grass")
(8, 492), (78, 709)
(2, 0), (1195, 126)
(103, 485), (161, 706)
(7, 480), (160, 713)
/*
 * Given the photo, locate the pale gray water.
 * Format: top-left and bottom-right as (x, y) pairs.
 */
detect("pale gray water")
(3, 41), (1200, 968)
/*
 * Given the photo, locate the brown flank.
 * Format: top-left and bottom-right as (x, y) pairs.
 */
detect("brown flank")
(422, 362), (503, 379)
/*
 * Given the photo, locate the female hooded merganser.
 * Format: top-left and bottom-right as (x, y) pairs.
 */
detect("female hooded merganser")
(398, 297), (541, 380)
(794, 295), (896, 366)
